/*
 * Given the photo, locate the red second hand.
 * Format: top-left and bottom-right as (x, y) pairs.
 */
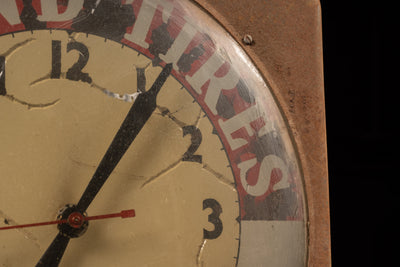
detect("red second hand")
(0, 209), (135, 231)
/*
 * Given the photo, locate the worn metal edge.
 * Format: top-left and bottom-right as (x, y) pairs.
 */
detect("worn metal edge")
(190, 0), (331, 266)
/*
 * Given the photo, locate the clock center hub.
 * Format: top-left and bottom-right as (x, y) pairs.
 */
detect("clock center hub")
(67, 212), (85, 229)
(57, 205), (88, 238)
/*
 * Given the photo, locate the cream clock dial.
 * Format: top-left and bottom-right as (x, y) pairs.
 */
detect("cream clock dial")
(1, 30), (239, 266)
(0, 0), (307, 266)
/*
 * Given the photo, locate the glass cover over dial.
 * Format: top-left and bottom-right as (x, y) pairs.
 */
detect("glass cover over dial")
(0, 0), (307, 266)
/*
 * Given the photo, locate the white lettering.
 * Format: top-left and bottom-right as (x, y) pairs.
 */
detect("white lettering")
(186, 52), (240, 115)
(186, 53), (222, 94)
(124, 0), (173, 48)
(38, 0), (84, 21)
(0, 0), (21, 25)
(219, 103), (274, 150)
(159, 21), (197, 70)
(204, 65), (239, 115)
(238, 155), (289, 197)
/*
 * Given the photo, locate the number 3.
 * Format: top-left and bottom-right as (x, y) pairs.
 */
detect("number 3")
(203, 198), (223, 239)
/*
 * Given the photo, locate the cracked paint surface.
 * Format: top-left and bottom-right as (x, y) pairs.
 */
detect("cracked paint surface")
(1, 31), (153, 110)
(0, 210), (41, 249)
(1, 38), (36, 58)
(3, 94), (59, 109)
(202, 163), (236, 191)
(0, 37), (59, 109)
(141, 159), (182, 188)
(0, 30), (239, 266)
(196, 239), (207, 267)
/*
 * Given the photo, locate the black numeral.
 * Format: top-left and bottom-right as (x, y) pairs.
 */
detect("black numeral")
(66, 42), (92, 83)
(182, 125), (202, 163)
(0, 56), (6, 96)
(203, 198), (223, 239)
(51, 40), (92, 83)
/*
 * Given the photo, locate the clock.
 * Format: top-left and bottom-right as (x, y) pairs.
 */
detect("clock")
(0, 0), (330, 266)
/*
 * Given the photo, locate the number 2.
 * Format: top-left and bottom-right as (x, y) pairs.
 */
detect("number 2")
(182, 125), (202, 163)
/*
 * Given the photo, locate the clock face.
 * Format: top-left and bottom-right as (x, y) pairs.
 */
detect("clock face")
(0, 0), (307, 266)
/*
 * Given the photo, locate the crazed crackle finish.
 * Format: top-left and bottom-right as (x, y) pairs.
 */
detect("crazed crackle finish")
(0, 0), (329, 266)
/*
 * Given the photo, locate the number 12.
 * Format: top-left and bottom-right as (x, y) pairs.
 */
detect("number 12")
(51, 40), (92, 83)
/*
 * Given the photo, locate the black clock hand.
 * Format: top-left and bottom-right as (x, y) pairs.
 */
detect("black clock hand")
(76, 62), (173, 212)
(36, 233), (70, 267)
(36, 63), (173, 267)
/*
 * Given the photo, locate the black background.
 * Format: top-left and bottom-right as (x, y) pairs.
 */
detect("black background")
(320, 1), (398, 266)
